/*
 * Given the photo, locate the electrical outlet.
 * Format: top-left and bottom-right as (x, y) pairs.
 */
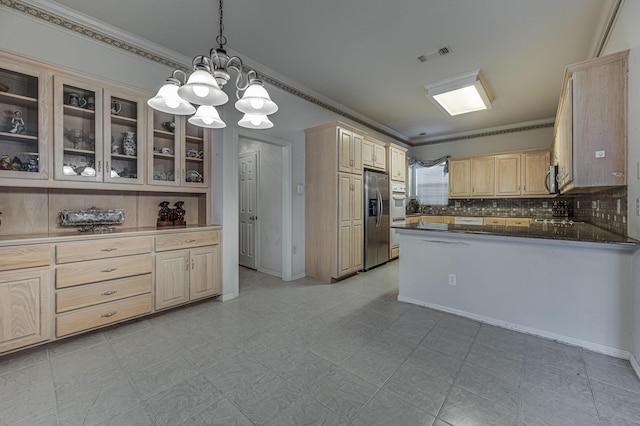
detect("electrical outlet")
(542, 201), (548, 208)
(617, 199), (621, 214)
(448, 273), (457, 286)
(595, 150), (606, 158)
(492, 201), (497, 208)
(577, 201), (580, 209)
(454, 201), (461, 208)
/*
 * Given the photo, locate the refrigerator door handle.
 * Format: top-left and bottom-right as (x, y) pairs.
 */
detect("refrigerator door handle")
(377, 189), (383, 227)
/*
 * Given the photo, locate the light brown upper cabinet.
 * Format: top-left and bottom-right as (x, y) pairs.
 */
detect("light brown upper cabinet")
(471, 156), (495, 197)
(521, 150), (550, 196)
(389, 145), (407, 182)
(448, 158), (471, 198)
(338, 127), (364, 175)
(495, 154), (521, 196)
(362, 137), (386, 171)
(553, 50), (628, 193)
(449, 149), (551, 199)
(0, 52), (50, 181)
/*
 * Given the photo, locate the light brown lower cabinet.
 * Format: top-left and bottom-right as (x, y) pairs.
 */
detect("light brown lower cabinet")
(0, 227), (222, 354)
(155, 245), (221, 310)
(0, 268), (51, 353)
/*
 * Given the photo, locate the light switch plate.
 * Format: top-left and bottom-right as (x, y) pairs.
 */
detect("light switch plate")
(595, 150), (605, 158)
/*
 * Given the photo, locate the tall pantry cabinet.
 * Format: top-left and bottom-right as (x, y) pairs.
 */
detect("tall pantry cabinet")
(306, 122), (364, 282)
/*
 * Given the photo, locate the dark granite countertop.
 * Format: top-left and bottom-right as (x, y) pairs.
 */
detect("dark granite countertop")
(392, 221), (640, 247)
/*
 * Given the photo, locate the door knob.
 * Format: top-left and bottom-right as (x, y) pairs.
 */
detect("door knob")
(250, 216), (257, 220)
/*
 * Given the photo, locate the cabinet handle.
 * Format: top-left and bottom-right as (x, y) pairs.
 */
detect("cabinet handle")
(100, 248), (118, 252)
(100, 267), (117, 273)
(100, 290), (118, 296)
(100, 311), (118, 318)
(97, 161), (101, 172)
(106, 161), (109, 173)
(612, 172), (624, 178)
(191, 258), (195, 270)
(184, 239), (196, 243)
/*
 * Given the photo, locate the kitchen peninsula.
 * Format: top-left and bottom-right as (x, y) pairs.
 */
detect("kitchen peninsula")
(393, 220), (639, 358)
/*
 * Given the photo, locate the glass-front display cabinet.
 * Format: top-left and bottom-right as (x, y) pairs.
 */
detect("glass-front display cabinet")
(104, 89), (144, 184)
(53, 75), (102, 182)
(149, 109), (181, 186)
(183, 121), (208, 188)
(0, 59), (48, 180)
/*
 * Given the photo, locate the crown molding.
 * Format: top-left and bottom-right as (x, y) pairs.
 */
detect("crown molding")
(4, 0), (410, 144)
(410, 118), (555, 147)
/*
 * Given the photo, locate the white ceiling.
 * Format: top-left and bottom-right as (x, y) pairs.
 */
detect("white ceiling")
(49, 0), (618, 144)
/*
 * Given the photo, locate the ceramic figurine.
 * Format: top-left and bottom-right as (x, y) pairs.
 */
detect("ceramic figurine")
(174, 201), (186, 227)
(157, 201), (173, 228)
(0, 155), (11, 170)
(9, 110), (27, 135)
(122, 131), (136, 156)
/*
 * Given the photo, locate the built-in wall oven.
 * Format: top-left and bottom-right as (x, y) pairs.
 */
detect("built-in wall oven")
(390, 183), (406, 249)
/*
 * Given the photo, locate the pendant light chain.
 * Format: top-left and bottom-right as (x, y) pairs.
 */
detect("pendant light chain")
(216, 0), (227, 49)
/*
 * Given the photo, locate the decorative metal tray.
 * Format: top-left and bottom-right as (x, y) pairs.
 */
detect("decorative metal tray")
(60, 207), (124, 232)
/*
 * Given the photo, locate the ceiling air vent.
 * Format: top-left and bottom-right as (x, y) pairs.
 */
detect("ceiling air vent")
(417, 45), (452, 63)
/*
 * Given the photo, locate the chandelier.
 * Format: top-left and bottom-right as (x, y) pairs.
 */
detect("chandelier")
(147, 0), (278, 129)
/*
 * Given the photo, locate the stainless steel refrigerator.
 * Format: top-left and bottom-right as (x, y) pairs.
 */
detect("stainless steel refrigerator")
(363, 170), (390, 270)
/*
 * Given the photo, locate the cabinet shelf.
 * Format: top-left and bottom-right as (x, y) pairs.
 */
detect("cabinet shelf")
(154, 152), (175, 159)
(63, 104), (95, 118)
(64, 147), (95, 155)
(185, 135), (204, 143)
(0, 91), (38, 107)
(0, 131), (38, 142)
(111, 114), (137, 125)
(154, 129), (175, 137)
(186, 157), (204, 163)
(111, 153), (138, 160)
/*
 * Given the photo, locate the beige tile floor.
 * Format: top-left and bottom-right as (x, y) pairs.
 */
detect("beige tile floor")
(1, 261), (639, 425)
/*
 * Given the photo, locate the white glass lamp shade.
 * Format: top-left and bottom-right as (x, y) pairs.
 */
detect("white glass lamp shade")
(147, 82), (196, 115)
(235, 81), (278, 115)
(177, 69), (229, 106)
(238, 113), (273, 129)
(188, 105), (226, 128)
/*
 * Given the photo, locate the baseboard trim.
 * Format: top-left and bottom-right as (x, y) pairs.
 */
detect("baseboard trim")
(220, 293), (238, 302)
(397, 295), (631, 360)
(631, 353), (640, 380)
(290, 273), (306, 281)
(257, 267), (282, 278)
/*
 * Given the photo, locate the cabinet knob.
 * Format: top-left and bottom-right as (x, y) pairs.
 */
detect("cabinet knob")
(184, 239), (197, 243)
(100, 311), (118, 318)
(100, 290), (118, 296)
(100, 267), (117, 273)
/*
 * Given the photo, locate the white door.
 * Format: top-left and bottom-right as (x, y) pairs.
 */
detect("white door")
(239, 152), (258, 269)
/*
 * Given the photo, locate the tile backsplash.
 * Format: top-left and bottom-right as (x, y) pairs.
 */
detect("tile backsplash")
(418, 186), (628, 236)
(572, 187), (627, 236)
(420, 197), (569, 219)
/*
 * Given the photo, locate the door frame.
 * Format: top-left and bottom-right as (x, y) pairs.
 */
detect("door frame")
(234, 128), (293, 281)
(238, 150), (260, 270)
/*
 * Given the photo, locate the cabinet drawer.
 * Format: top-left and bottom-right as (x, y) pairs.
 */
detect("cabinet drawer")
(422, 216), (444, 224)
(56, 294), (152, 337)
(155, 230), (219, 252)
(483, 217), (506, 226)
(505, 218), (531, 227)
(391, 246), (399, 259)
(56, 237), (153, 264)
(442, 216), (455, 224)
(0, 245), (51, 272)
(56, 274), (152, 313)
(56, 254), (152, 289)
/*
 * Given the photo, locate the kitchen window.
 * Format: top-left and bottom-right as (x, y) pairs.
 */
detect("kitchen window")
(409, 161), (449, 206)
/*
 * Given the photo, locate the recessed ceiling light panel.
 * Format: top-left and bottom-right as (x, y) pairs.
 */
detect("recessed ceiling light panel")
(425, 69), (492, 116)
(417, 45), (452, 63)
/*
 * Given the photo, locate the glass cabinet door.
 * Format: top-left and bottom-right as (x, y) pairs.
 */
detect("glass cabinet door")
(0, 60), (48, 180)
(149, 109), (180, 186)
(104, 89), (144, 184)
(183, 121), (208, 187)
(54, 75), (102, 182)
